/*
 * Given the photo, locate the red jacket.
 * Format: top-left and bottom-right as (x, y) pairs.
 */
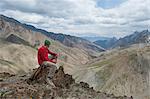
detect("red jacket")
(38, 46), (57, 65)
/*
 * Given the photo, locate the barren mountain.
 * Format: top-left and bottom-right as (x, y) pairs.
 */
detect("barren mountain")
(0, 15), (105, 53)
(112, 30), (150, 48)
(0, 39), (38, 74)
(73, 45), (150, 99)
(94, 30), (150, 49)
(94, 37), (117, 49)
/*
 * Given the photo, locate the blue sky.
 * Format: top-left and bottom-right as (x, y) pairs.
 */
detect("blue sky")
(0, 0), (149, 38)
(96, 0), (126, 9)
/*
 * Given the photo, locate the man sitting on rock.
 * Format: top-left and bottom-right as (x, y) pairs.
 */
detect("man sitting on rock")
(37, 40), (58, 78)
(28, 40), (58, 83)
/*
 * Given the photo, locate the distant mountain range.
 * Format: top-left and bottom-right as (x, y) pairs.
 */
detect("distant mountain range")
(112, 30), (150, 48)
(81, 36), (112, 42)
(0, 14), (105, 53)
(0, 14), (149, 52)
(93, 30), (150, 49)
(94, 37), (117, 49)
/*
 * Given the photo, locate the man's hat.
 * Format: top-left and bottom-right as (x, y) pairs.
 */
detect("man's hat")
(44, 40), (51, 46)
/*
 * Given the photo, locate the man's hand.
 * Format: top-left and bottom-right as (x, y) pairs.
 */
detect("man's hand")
(53, 55), (58, 59)
(55, 54), (58, 58)
(52, 54), (58, 64)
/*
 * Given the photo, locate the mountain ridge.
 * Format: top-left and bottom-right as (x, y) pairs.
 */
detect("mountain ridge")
(94, 37), (117, 49)
(94, 30), (150, 49)
(113, 30), (150, 48)
(81, 36), (112, 42)
(0, 14), (105, 53)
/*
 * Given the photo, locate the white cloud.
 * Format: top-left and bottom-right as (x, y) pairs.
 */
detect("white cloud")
(2, 10), (43, 24)
(0, 0), (149, 37)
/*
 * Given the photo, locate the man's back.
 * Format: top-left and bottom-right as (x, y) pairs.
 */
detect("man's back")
(38, 46), (48, 65)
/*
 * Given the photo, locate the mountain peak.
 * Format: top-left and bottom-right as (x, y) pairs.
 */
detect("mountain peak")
(141, 29), (149, 33)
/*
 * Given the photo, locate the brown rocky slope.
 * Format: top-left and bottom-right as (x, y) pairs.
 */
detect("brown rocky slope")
(0, 66), (133, 99)
(73, 44), (150, 99)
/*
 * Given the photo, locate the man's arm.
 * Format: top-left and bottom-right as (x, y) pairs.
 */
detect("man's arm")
(48, 50), (57, 56)
(43, 50), (56, 63)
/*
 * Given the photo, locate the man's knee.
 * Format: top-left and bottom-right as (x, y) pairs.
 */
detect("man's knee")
(43, 61), (58, 68)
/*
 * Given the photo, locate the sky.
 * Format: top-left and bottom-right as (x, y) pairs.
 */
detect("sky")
(0, 0), (149, 38)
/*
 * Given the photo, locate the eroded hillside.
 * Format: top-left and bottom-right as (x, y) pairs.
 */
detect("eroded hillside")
(73, 45), (150, 99)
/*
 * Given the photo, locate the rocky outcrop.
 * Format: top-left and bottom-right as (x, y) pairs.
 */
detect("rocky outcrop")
(27, 65), (51, 84)
(27, 66), (75, 88)
(0, 66), (133, 99)
(52, 66), (75, 88)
